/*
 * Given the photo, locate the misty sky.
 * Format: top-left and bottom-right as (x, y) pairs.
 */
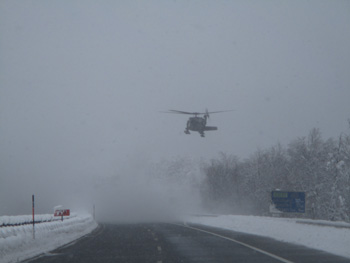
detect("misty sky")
(1, 1), (350, 215)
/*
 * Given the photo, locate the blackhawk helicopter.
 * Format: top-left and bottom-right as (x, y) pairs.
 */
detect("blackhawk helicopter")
(163, 109), (233, 137)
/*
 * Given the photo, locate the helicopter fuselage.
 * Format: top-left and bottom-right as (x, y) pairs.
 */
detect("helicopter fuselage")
(162, 109), (230, 138)
(185, 116), (217, 137)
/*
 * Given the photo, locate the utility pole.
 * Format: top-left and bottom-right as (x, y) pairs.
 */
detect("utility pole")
(32, 195), (35, 239)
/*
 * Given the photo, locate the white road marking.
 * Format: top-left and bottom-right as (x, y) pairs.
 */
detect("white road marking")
(157, 246), (162, 252)
(181, 223), (294, 263)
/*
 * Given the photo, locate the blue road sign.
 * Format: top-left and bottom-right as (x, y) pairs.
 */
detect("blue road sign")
(271, 191), (305, 213)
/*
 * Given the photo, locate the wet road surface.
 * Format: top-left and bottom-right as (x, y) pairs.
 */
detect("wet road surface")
(24, 222), (350, 263)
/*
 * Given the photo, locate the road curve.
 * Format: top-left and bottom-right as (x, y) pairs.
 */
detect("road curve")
(24, 222), (350, 263)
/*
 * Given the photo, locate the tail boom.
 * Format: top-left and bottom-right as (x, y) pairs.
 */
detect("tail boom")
(204, 126), (218, 131)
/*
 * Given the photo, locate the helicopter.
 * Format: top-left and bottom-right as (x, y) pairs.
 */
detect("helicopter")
(163, 109), (233, 137)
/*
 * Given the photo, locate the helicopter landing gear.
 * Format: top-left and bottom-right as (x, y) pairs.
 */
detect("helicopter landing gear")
(184, 129), (190, 134)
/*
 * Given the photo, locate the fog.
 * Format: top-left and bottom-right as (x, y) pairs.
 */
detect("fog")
(1, 1), (350, 220)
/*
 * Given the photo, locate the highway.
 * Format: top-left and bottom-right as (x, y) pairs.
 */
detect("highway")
(25, 222), (350, 263)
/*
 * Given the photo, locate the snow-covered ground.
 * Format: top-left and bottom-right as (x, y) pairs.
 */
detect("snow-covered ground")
(185, 215), (350, 259)
(0, 214), (97, 263)
(0, 214), (76, 227)
(1, 213), (349, 262)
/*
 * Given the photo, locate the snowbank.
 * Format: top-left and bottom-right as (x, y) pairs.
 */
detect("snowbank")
(185, 215), (350, 259)
(0, 214), (97, 263)
(0, 214), (76, 227)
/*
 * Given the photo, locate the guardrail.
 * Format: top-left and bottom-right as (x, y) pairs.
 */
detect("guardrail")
(296, 219), (350, 229)
(0, 214), (77, 228)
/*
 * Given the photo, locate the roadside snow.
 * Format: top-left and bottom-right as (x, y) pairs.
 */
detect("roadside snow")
(0, 214), (97, 263)
(0, 214), (76, 227)
(185, 215), (350, 259)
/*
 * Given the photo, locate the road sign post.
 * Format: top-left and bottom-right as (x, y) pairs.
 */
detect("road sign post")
(54, 208), (70, 221)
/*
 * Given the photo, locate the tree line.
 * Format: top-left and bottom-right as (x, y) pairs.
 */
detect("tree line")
(201, 127), (350, 222)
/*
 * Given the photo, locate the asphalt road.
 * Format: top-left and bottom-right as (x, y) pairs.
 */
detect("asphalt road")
(25, 222), (350, 263)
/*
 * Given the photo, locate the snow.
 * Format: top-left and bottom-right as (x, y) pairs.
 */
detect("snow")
(1, 213), (349, 261)
(0, 214), (97, 263)
(185, 215), (350, 259)
(0, 214), (76, 227)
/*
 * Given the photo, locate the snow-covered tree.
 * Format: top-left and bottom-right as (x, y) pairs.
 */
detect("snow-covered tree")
(200, 126), (350, 222)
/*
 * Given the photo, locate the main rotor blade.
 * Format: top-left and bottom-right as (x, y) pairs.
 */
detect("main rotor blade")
(160, 109), (235, 115)
(165, 110), (197, 115)
(206, 110), (235, 114)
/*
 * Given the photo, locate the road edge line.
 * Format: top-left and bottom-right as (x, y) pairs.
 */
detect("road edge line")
(179, 222), (294, 263)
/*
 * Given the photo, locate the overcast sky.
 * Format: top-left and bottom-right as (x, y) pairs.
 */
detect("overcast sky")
(1, 1), (350, 215)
